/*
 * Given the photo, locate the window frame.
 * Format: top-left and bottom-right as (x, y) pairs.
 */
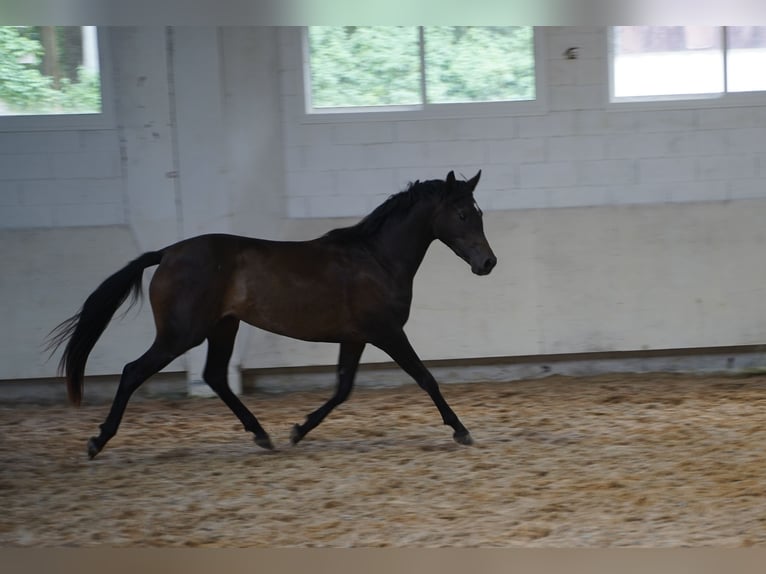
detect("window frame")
(607, 26), (766, 110)
(0, 26), (115, 132)
(300, 26), (547, 123)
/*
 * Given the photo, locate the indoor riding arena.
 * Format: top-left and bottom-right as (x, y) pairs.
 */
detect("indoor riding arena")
(3, 24), (766, 550)
(3, 372), (766, 547)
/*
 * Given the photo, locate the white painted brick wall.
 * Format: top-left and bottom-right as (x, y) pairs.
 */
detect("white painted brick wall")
(636, 110), (698, 132)
(452, 117), (517, 140)
(306, 193), (369, 218)
(21, 179), (122, 206)
(486, 138), (545, 164)
(279, 26), (766, 218)
(0, 128), (124, 229)
(548, 186), (611, 208)
(335, 122), (395, 144)
(697, 107), (766, 129)
(725, 128), (766, 154)
(520, 162), (578, 188)
(549, 84), (605, 111)
(697, 156), (758, 181)
(577, 159), (636, 186)
(487, 187), (547, 210)
(335, 169), (396, 197)
(576, 110), (637, 134)
(395, 119), (464, 142)
(548, 135), (605, 161)
(0, 131), (78, 154)
(638, 158), (697, 183)
(670, 181), (728, 203)
(517, 113), (578, 138)
(730, 179), (766, 200)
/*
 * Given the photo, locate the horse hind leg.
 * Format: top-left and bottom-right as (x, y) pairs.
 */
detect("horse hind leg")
(87, 340), (180, 459)
(203, 316), (274, 451)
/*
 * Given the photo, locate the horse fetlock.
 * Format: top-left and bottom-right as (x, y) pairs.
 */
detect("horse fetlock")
(441, 412), (461, 428)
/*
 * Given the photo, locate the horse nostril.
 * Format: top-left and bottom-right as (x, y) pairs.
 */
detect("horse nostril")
(483, 256), (497, 272)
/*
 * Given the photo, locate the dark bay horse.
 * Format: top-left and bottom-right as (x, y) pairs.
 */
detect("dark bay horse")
(47, 170), (497, 459)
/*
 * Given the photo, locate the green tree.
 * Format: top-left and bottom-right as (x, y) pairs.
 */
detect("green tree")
(57, 66), (102, 113)
(307, 26), (536, 108)
(0, 26), (101, 114)
(309, 26), (421, 107)
(425, 26), (535, 103)
(0, 26), (57, 111)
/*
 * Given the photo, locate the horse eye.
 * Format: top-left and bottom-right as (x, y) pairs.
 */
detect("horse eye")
(457, 210), (467, 221)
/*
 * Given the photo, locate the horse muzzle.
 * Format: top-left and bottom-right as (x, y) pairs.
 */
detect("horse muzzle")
(471, 254), (497, 276)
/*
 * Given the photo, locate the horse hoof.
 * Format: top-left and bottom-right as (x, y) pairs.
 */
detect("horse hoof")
(254, 435), (275, 451)
(453, 431), (474, 446)
(290, 424), (304, 445)
(87, 437), (101, 459)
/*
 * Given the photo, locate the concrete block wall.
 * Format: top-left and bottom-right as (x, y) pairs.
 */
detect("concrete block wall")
(0, 27), (285, 384)
(263, 25), (766, 374)
(3, 25), (766, 387)
(279, 27), (766, 217)
(0, 129), (124, 229)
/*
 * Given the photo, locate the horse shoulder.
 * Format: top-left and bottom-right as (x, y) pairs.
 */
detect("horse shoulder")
(342, 254), (413, 330)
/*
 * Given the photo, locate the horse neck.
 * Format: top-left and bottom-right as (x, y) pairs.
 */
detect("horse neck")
(368, 200), (436, 282)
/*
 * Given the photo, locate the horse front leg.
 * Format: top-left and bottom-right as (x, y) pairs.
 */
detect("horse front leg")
(373, 329), (472, 445)
(290, 341), (365, 445)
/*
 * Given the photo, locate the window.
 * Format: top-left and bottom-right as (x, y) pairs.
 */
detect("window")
(0, 26), (102, 116)
(610, 26), (766, 101)
(305, 26), (536, 113)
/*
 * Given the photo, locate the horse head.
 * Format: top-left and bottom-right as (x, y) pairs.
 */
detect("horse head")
(432, 170), (497, 276)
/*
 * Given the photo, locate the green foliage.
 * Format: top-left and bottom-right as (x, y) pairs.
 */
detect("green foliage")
(0, 26), (101, 114)
(308, 26), (535, 108)
(425, 26), (535, 103)
(309, 27), (421, 108)
(0, 27), (57, 111)
(57, 66), (102, 113)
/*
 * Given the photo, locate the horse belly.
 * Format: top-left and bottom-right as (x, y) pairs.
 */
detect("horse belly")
(227, 271), (358, 343)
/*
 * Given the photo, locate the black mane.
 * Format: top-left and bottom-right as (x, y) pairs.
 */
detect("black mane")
(321, 178), (459, 244)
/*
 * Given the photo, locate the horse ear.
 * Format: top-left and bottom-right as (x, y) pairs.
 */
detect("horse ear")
(446, 170), (456, 186)
(467, 170), (481, 191)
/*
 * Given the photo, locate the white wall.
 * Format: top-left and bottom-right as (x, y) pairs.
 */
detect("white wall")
(0, 227), (154, 379)
(281, 27), (766, 216)
(0, 127), (124, 229)
(0, 27), (285, 381)
(258, 26), (766, 370)
(1, 26), (766, 386)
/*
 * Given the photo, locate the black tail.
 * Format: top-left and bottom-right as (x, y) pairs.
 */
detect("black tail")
(45, 250), (164, 406)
